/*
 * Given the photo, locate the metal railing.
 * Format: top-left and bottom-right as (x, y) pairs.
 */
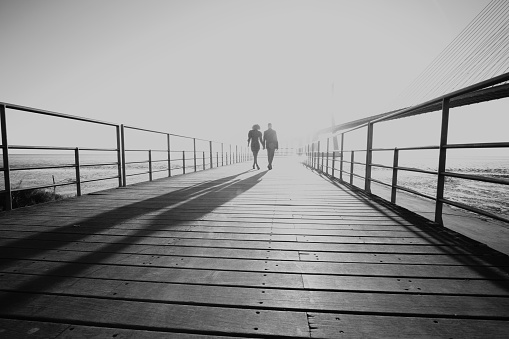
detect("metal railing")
(304, 72), (509, 225)
(0, 103), (250, 211)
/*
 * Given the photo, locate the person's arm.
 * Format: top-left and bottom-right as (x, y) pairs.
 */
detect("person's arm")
(247, 131), (251, 147)
(262, 131), (266, 149)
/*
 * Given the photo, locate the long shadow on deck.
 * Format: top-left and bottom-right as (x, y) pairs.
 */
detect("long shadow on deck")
(0, 169), (267, 312)
(305, 164), (509, 285)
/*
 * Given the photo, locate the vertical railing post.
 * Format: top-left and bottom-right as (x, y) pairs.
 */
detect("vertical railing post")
(310, 143), (314, 168)
(209, 141), (213, 169)
(350, 151), (355, 185)
(167, 134), (171, 177)
(75, 147), (81, 196)
(221, 143), (224, 166)
(182, 151), (186, 174)
(202, 151), (205, 170)
(435, 98), (450, 225)
(339, 133), (344, 181)
(331, 151), (336, 178)
(148, 150), (153, 181)
(317, 141), (320, 171)
(1, 104), (12, 211)
(365, 122), (374, 193)
(326, 138), (330, 175)
(391, 148), (399, 204)
(230, 144), (232, 165)
(116, 125), (123, 188)
(236, 145), (238, 164)
(216, 152), (219, 167)
(193, 138), (197, 172)
(120, 124), (126, 187)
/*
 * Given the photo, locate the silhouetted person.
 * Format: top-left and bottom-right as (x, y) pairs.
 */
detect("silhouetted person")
(247, 124), (263, 170)
(263, 123), (278, 170)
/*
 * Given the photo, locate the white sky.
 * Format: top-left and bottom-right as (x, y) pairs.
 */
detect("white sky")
(0, 0), (492, 150)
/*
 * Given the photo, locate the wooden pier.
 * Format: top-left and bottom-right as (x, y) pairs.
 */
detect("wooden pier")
(0, 157), (508, 338)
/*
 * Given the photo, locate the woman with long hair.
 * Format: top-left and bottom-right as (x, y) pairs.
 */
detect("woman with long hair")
(247, 124), (263, 170)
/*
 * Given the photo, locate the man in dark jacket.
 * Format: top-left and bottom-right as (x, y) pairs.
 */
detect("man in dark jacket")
(263, 123), (278, 170)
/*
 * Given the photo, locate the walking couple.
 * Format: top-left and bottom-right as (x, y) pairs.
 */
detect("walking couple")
(247, 123), (278, 170)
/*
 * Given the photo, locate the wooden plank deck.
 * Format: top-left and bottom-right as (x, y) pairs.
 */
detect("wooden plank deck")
(0, 157), (508, 338)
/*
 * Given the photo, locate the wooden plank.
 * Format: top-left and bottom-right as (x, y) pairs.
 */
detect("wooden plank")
(0, 292), (310, 338)
(2, 260), (509, 296)
(1, 249), (508, 279)
(2, 244), (504, 266)
(0, 228), (456, 245)
(1, 273), (508, 318)
(0, 318), (69, 338)
(307, 313), (509, 338)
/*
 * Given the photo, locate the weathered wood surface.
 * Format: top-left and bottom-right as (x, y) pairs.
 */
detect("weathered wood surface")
(0, 157), (508, 338)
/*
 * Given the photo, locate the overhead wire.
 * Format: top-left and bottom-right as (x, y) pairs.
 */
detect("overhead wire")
(392, 0), (509, 108)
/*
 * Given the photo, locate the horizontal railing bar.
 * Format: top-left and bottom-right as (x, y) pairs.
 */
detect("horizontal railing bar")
(444, 142), (509, 149)
(123, 125), (211, 142)
(80, 175), (120, 184)
(370, 163), (393, 170)
(397, 166), (438, 176)
(443, 171), (509, 185)
(124, 160), (150, 165)
(351, 172), (365, 180)
(124, 171), (150, 178)
(441, 198), (509, 224)
(80, 162), (119, 168)
(1, 102), (118, 127)
(371, 72), (509, 125)
(8, 145), (114, 151)
(372, 145), (439, 152)
(151, 168), (168, 174)
(395, 184), (436, 201)
(370, 177), (393, 188)
(10, 164), (76, 171)
(9, 181), (75, 192)
(325, 72), (509, 137)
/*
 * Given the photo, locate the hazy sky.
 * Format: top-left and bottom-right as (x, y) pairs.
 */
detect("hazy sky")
(0, 0), (492, 149)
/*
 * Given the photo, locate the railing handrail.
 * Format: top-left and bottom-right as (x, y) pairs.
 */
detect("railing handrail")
(304, 73), (509, 225)
(317, 72), (509, 137)
(0, 103), (252, 211)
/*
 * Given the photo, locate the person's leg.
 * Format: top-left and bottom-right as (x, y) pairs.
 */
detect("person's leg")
(253, 150), (259, 169)
(267, 148), (275, 169)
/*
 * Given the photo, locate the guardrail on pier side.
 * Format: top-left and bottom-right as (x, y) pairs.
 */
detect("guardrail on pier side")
(0, 104), (250, 211)
(303, 72), (509, 225)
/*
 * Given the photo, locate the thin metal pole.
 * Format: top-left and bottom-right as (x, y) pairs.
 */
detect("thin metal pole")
(116, 125), (122, 187)
(193, 138), (197, 172)
(216, 152), (219, 167)
(331, 151), (335, 178)
(221, 143), (224, 166)
(350, 151), (354, 185)
(209, 141), (213, 169)
(230, 144), (232, 165)
(326, 138), (330, 175)
(148, 150), (153, 181)
(236, 145), (238, 163)
(75, 148), (81, 196)
(365, 122), (374, 193)
(391, 148), (399, 204)
(1, 105), (12, 210)
(202, 151), (205, 170)
(435, 98), (450, 225)
(340, 133), (344, 181)
(120, 124), (126, 187)
(167, 134), (171, 177)
(182, 151), (186, 174)
(317, 141), (320, 170)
